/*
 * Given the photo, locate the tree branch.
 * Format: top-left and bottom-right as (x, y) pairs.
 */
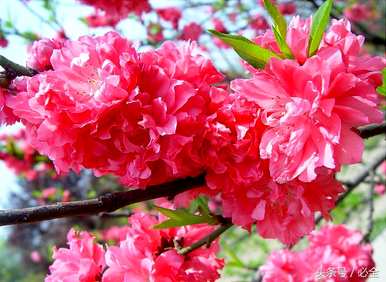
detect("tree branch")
(0, 54), (37, 80)
(99, 211), (133, 218)
(356, 122), (386, 139)
(0, 174), (205, 226)
(178, 222), (233, 255)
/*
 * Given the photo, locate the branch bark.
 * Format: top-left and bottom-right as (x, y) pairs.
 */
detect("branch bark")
(356, 122), (386, 139)
(0, 174), (205, 226)
(0, 54), (37, 79)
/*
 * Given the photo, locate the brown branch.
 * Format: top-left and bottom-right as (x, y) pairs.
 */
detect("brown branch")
(356, 122), (386, 139)
(0, 54), (37, 80)
(0, 174), (205, 226)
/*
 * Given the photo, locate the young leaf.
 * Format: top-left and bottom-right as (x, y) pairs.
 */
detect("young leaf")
(308, 0), (333, 57)
(272, 25), (293, 58)
(376, 68), (386, 97)
(153, 206), (217, 229)
(263, 0), (287, 37)
(209, 30), (280, 68)
(189, 196), (211, 215)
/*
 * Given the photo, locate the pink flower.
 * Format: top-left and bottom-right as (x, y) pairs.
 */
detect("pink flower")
(8, 32), (140, 177)
(203, 95), (343, 244)
(212, 18), (227, 33)
(85, 11), (121, 27)
(30, 251), (42, 263)
(46, 229), (105, 282)
(253, 16), (310, 64)
(27, 38), (64, 71)
(261, 225), (375, 282)
(279, 2), (296, 15)
(102, 213), (223, 282)
(62, 189), (71, 201)
(344, 4), (372, 23)
(0, 87), (18, 125)
(307, 224), (375, 281)
(232, 45), (384, 183)
(0, 36), (8, 48)
(157, 7), (182, 29)
(250, 15), (269, 32)
(9, 32), (225, 187)
(42, 187), (57, 199)
(375, 184), (385, 196)
(322, 19), (365, 60)
(179, 22), (203, 41)
(260, 250), (310, 282)
(80, 0), (151, 25)
(102, 226), (130, 243)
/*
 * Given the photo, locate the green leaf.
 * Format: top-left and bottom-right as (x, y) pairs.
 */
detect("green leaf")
(4, 20), (13, 29)
(263, 0), (287, 37)
(308, 0), (333, 57)
(153, 206), (217, 229)
(263, 0), (293, 58)
(369, 216), (386, 241)
(20, 31), (39, 42)
(272, 25), (293, 58)
(209, 30), (280, 69)
(189, 196), (210, 215)
(376, 68), (386, 96)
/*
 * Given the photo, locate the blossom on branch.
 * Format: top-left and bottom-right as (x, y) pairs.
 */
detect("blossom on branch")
(46, 229), (106, 282)
(79, 0), (151, 27)
(233, 18), (385, 184)
(261, 224), (375, 282)
(203, 94), (344, 244)
(8, 32), (226, 187)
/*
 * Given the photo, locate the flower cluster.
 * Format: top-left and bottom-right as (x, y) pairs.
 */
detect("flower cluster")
(203, 94), (344, 244)
(261, 224), (375, 282)
(233, 18), (385, 184)
(8, 32), (225, 187)
(46, 213), (223, 282)
(198, 16), (384, 244)
(4, 13), (384, 247)
(46, 228), (106, 282)
(80, 0), (151, 27)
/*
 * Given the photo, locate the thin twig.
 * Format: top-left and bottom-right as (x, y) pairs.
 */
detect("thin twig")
(0, 174), (206, 226)
(363, 171), (375, 242)
(178, 222), (233, 255)
(18, 0), (60, 31)
(315, 147), (386, 225)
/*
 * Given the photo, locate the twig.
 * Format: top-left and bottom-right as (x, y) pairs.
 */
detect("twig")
(315, 147), (386, 225)
(178, 222), (233, 255)
(18, 0), (60, 31)
(0, 174), (205, 226)
(363, 172), (375, 243)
